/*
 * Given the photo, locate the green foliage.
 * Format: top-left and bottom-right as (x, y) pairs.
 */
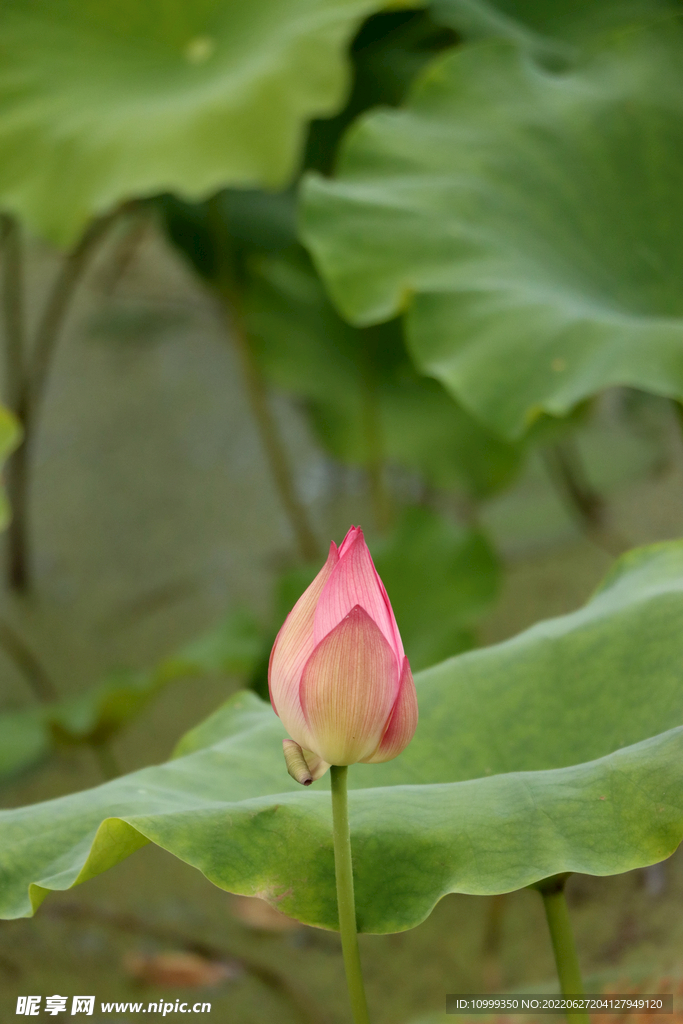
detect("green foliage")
(0, 405), (21, 531)
(0, 406), (21, 460)
(0, 0), (397, 246)
(431, 0), (678, 55)
(161, 192), (522, 497)
(174, 607), (265, 678)
(47, 670), (166, 748)
(305, 7), (458, 173)
(247, 248), (522, 495)
(158, 188), (299, 284)
(158, 8), (457, 277)
(0, 708), (49, 780)
(154, 11), (520, 502)
(0, 606), (264, 783)
(1, 542), (682, 932)
(0, 672), (167, 783)
(371, 505), (499, 669)
(301, 26), (683, 438)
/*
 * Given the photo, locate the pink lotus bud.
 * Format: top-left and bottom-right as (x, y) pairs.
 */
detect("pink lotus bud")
(269, 526), (418, 769)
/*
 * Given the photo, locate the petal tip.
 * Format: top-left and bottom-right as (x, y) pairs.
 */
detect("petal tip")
(338, 524), (363, 556)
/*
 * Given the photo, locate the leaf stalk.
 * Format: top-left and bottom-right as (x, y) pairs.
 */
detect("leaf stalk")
(537, 876), (590, 1022)
(1, 210), (119, 592)
(220, 291), (321, 562)
(1, 214), (28, 590)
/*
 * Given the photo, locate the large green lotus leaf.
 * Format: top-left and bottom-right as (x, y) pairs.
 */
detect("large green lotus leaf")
(301, 30), (683, 439)
(0, 0), (401, 247)
(248, 248), (521, 494)
(2, 542), (683, 930)
(158, 11), (458, 276)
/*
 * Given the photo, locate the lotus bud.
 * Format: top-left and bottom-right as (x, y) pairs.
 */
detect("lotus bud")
(269, 526), (418, 770)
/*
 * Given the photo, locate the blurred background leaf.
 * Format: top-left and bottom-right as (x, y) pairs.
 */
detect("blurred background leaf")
(430, 0), (679, 57)
(371, 505), (500, 669)
(247, 247), (523, 496)
(305, 6), (458, 173)
(0, 605), (266, 785)
(0, 706), (49, 780)
(301, 25), (683, 439)
(0, 0), (395, 245)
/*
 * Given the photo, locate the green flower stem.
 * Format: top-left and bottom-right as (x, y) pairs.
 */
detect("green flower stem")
(330, 765), (371, 1024)
(537, 877), (590, 1022)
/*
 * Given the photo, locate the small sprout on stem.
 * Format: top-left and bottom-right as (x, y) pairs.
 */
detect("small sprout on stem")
(282, 739), (329, 786)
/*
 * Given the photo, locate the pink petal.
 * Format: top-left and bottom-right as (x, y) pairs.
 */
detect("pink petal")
(338, 525), (361, 557)
(300, 605), (399, 765)
(361, 657), (418, 764)
(269, 542), (338, 747)
(314, 527), (403, 662)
